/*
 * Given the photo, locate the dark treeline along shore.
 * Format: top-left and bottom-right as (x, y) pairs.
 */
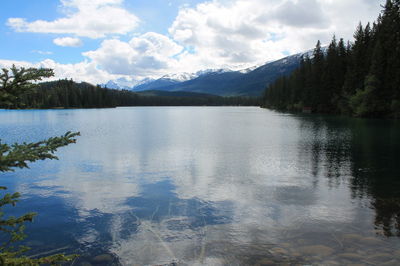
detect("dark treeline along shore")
(1, 1), (399, 116)
(1, 79), (259, 109)
(263, 0), (400, 119)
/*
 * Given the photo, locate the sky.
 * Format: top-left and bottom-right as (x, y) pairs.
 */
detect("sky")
(0, 0), (385, 86)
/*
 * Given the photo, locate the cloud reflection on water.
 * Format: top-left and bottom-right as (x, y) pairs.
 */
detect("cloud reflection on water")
(1, 107), (399, 264)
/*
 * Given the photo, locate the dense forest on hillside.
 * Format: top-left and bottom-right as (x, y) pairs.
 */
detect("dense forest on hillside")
(263, 0), (400, 118)
(4, 79), (259, 108)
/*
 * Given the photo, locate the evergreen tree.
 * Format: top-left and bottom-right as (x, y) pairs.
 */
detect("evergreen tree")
(0, 66), (79, 265)
(263, 0), (400, 118)
(311, 40), (325, 111)
(0, 132), (80, 265)
(321, 36), (339, 113)
(0, 66), (53, 109)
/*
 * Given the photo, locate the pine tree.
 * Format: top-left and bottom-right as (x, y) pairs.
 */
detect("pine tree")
(0, 66), (53, 109)
(311, 40), (325, 111)
(322, 36), (339, 113)
(263, 0), (400, 118)
(0, 132), (80, 265)
(0, 66), (79, 265)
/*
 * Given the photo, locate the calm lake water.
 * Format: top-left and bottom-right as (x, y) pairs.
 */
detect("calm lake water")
(1, 107), (400, 265)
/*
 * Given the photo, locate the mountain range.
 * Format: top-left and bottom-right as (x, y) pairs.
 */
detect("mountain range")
(102, 50), (312, 97)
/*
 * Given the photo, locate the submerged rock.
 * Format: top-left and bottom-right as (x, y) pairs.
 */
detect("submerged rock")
(341, 234), (363, 242)
(337, 253), (364, 261)
(297, 245), (335, 257)
(344, 247), (357, 253)
(270, 247), (289, 255)
(394, 250), (400, 258)
(92, 254), (113, 263)
(362, 237), (384, 245)
(280, 243), (292, 248)
(381, 260), (400, 266)
(321, 260), (340, 265)
(367, 253), (393, 263)
(255, 258), (275, 265)
(290, 252), (302, 257)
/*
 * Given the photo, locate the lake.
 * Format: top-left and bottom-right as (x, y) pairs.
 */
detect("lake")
(1, 107), (400, 265)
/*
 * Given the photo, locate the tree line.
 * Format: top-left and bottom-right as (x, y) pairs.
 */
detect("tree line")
(0, 78), (259, 109)
(263, 0), (400, 118)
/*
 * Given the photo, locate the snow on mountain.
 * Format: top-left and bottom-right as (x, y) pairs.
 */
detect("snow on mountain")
(102, 72), (201, 91)
(101, 77), (141, 90)
(102, 80), (121, 89)
(195, 68), (233, 76)
(238, 61), (271, 73)
(101, 48), (325, 93)
(159, 69), (233, 82)
(134, 77), (155, 87)
(160, 72), (197, 82)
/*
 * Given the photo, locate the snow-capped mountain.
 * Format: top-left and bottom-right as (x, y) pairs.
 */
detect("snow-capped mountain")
(160, 72), (197, 82)
(238, 61), (272, 74)
(101, 49), (314, 96)
(195, 68), (233, 76)
(134, 77), (155, 87)
(102, 69), (235, 91)
(102, 80), (121, 90)
(130, 68), (234, 92)
(131, 52), (307, 96)
(101, 77), (141, 90)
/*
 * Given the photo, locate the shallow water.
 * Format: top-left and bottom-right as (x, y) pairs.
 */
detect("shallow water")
(1, 107), (400, 265)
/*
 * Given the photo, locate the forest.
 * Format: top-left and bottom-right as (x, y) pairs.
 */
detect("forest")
(0, 79), (259, 109)
(263, 0), (400, 118)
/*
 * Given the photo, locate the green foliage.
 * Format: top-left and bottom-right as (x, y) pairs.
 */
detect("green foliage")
(1, 65), (80, 265)
(0, 65), (54, 108)
(391, 100), (400, 118)
(263, 0), (400, 118)
(349, 75), (378, 117)
(1, 253), (77, 266)
(0, 132), (80, 265)
(0, 132), (80, 172)
(1, 79), (259, 109)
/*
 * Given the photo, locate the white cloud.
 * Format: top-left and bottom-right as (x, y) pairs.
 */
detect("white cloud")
(169, 0), (291, 68)
(83, 32), (183, 77)
(7, 0), (139, 38)
(0, 59), (36, 69)
(168, 0), (385, 71)
(53, 37), (83, 47)
(3, 0), (386, 84)
(272, 0), (330, 28)
(0, 59), (118, 85)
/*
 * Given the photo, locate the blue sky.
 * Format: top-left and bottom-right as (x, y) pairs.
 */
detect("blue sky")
(0, 0), (203, 64)
(0, 0), (384, 85)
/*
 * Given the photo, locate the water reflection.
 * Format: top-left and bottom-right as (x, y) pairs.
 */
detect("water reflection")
(296, 115), (400, 237)
(0, 108), (400, 265)
(348, 119), (400, 237)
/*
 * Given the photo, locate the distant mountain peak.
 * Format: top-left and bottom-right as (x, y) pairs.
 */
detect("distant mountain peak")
(195, 68), (233, 76)
(101, 76), (141, 90)
(160, 72), (197, 82)
(135, 77), (155, 86)
(101, 48), (320, 95)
